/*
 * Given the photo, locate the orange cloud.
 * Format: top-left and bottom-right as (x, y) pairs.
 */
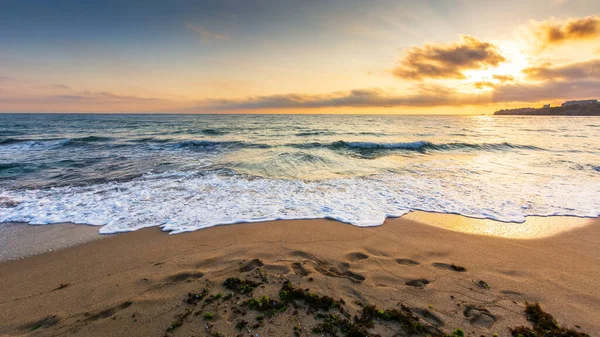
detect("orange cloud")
(536, 16), (600, 45)
(392, 36), (506, 80)
(492, 74), (515, 82)
(473, 81), (497, 89)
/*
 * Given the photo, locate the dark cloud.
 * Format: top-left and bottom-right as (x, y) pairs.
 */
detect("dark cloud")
(523, 59), (600, 80)
(537, 16), (600, 45)
(195, 87), (490, 111)
(492, 80), (600, 102)
(198, 77), (600, 110)
(392, 36), (506, 80)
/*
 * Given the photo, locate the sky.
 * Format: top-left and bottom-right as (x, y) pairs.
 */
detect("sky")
(1, 0), (600, 114)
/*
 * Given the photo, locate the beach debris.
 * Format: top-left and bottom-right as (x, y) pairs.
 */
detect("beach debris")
(475, 280), (491, 289)
(450, 263), (467, 272)
(53, 283), (70, 291)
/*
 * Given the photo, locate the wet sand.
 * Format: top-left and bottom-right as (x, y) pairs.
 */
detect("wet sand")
(0, 215), (598, 336)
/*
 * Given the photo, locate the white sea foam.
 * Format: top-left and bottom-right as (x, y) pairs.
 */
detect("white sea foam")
(1, 169), (598, 234)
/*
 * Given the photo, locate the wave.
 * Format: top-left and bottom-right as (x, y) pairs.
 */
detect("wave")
(129, 137), (173, 143)
(287, 140), (544, 153)
(201, 128), (227, 135)
(0, 137), (62, 145)
(176, 140), (271, 149)
(1, 171), (598, 234)
(295, 131), (336, 136)
(0, 136), (112, 147)
(0, 163), (23, 171)
(70, 136), (113, 142)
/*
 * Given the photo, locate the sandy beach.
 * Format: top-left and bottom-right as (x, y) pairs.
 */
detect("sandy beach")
(0, 213), (598, 337)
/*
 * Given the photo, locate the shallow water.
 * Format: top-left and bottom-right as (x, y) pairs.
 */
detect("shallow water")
(0, 114), (599, 233)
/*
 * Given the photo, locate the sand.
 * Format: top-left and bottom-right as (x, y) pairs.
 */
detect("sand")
(0, 214), (598, 336)
(0, 222), (102, 261)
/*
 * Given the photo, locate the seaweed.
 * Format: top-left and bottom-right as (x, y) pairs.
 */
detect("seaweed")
(279, 281), (342, 311)
(185, 288), (209, 305)
(509, 302), (589, 337)
(235, 319), (249, 330)
(257, 267), (269, 283)
(245, 295), (288, 318)
(223, 277), (260, 294)
(166, 308), (192, 332)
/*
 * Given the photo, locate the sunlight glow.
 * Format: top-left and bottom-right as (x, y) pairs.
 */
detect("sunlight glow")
(460, 41), (529, 93)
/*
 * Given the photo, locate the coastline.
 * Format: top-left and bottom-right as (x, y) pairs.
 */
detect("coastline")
(1, 215), (598, 336)
(1, 211), (594, 261)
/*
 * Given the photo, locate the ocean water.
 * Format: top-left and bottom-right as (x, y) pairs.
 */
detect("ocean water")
(0, 114), (599, 234)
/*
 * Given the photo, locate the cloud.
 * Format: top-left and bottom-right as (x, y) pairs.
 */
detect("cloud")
(53, 91), (162, 102)
(0, 77), (177, 112)
(186, 23), (228, 41)
(492, 79), (600, 102)
(536, 16), (600, 45)
(194, 77), (600, 110)
(523, 59), (600, 81)
(473, 81), (497, 89)
(392, 35), (506, 80)
(492, 74), (515, 82)
(191, 86), (491, 111)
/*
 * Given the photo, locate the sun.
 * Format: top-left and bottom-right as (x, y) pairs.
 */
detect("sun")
(459, 41), (529, 93)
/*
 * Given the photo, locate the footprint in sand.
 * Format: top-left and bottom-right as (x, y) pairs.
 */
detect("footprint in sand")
(262, 264), (290, 275)
(463, 306), (497, 329)
(314, 261), (366, 283)
(500, 290), (523, 296)
(22, 315), (60, 332)
(289, 251), (365, 283)
(345, 252), (369, 262)
(290, 250), (316, 260)
(396, 258), (420, 266)
(239, 259), (264, 272)
(416, 308), (445, 326)
(164, 271), (204, 282)
(85, 302), (133, 322)
(405, 279), (430, 288)
(432, 262), (466, 272)
(291, 262), (310, 276)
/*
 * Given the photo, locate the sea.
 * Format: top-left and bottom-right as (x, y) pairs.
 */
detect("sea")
(0, 114), (599, 234)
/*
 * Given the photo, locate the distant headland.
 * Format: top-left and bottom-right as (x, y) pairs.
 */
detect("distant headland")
(494, 99), (600, 116)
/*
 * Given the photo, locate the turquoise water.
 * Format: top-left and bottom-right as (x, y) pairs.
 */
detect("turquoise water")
(1, 114), (599, 233)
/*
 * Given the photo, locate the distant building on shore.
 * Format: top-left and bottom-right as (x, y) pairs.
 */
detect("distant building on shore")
(561, 99), (599, 107)
(542, 104), (550, 108)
